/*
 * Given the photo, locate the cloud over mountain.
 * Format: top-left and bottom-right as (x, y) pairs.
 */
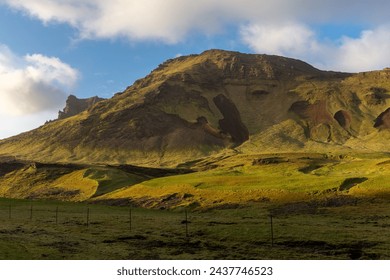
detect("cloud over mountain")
(0, 44), (78, 115)
(0, 44), (79, 139)
(1, 0), (389, 71)
(241, 23), (390, 72)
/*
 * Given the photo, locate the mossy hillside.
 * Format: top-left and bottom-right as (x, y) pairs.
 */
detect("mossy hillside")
(0, 152), (388, 208)
(95, 153), (390, 208)
(0, 51), (389, 166)
(0, 163), (179, 202)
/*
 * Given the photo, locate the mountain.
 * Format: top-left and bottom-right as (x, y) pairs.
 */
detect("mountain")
(0, 49), (389, 167)
(58, 95), (105, 120)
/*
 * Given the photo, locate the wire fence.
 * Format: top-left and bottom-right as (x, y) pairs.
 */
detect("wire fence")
(0, 199), (388, 260)
(0, 200), (275, 244)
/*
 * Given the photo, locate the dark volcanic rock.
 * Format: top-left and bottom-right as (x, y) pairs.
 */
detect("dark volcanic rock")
(213, 94), (249, 145)
(334, 110), (352, 130)
(374, 108), (390, 129)
(58, 95), (105, 119)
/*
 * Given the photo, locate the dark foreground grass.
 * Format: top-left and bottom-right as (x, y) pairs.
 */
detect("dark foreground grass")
(0, 197), (389, 260)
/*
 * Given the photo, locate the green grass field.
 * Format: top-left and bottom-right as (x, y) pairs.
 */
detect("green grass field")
(96, 152), (390, 208)
(0, 152), (389, 259)
(1, 196), (390, 260)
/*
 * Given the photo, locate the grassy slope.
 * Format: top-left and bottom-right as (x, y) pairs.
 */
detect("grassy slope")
(94, 152), (390, 208)
(0, 152), (388, 209)
(0, 165), (148, 202)
(0, 152), (388, 260)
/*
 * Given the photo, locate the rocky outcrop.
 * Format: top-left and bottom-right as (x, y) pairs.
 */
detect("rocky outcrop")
(58, 95), (105, 119)
(289, 100), (334, 125)
(374, 108), (390, 129)
(364, 87), (390, 106)
(213, 94), (249, 145)
(334, 110), (352, 131)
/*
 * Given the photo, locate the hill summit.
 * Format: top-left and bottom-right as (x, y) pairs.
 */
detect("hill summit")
(0, 49), (389, 167)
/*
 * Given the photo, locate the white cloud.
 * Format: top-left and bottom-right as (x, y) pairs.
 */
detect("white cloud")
(1, 0), (389, 71)
(335, 26), (390, 72)
(241, 23), (319, 58)
(3, 0), (390, 42)
(0, 44), (78, 138)
(0, 44), (78, 116)
(240, 23), (390, 72)
(25, 54), (78, 87)
(2, 0), (230, 43)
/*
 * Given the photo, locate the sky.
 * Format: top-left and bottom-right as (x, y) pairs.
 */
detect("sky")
(0, 0), (389, 139)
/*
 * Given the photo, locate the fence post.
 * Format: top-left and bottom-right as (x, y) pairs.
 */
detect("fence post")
(269, 215), (274, 247)
(55, 206), (59, 224)
(185, 209), (189, 238)
(86, 207), (90, 227)
(129, 207), (132, 231)
(30, 204), (33, 220)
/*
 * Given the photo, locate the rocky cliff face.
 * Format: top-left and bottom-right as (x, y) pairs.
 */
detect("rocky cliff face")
(58, 95), (105, 119)
(0, 50), (389, 167)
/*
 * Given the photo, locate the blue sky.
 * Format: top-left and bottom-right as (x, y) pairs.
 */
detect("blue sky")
(0, 0), (389, 139)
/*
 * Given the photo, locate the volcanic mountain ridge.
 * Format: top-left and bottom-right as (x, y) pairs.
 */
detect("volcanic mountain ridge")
(0, 49), (389, 167)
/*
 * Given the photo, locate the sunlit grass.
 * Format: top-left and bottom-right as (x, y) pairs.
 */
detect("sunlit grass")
(98, 153), (390, 207)
(1, 197), (390, 259)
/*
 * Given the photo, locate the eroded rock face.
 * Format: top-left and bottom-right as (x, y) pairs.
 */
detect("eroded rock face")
(58, 95), (105, 119)
(289, 100), (333, 125)
(374, 108), (390, 129)
(334, 110), (352, 131)
(364, 87), (390, 106)
(288, 101), (352, 142)
(213, 94), (249, 145)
